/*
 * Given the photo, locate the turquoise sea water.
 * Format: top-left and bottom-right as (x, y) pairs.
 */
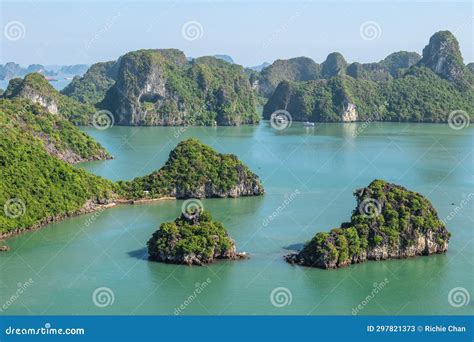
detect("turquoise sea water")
(1, 122), (472, 315)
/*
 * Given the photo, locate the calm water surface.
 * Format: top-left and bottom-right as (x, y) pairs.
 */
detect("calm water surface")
(1, 122), (473, 315)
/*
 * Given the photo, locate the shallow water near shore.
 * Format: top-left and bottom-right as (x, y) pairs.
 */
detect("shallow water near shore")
(1, 121), (473, 315)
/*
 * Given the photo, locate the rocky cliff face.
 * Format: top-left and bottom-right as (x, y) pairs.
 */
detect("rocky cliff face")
(341, 102), (358, 122)
(419, 31), (468, 85)
(286, 180), (450, 269)
(3, 72), (97, 125)
(4, 73), (60, 114)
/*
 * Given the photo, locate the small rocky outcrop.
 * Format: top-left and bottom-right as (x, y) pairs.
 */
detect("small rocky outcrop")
(119, 138), (264, 200)
(286, 180), (450, 269)
(147, 209), (246, 265)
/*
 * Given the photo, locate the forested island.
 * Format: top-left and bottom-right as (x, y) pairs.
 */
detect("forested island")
(286, 180), (451, 269)
(148, 209), (246, 265)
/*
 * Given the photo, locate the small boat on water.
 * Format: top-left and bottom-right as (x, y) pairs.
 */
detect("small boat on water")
(303, 121), (315, 127)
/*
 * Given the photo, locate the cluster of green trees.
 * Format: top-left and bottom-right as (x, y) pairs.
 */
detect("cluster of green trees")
(147, 210), (235, 265)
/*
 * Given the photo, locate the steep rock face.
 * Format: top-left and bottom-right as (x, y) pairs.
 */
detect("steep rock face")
(118, 138), (264, 199)
(286, 180), (450, 269)
(341, 103), (358, 122)
(147, 210), (246, 266)
(418, 31), (467, 85)
(321, 52), (347, 78)
(257, 57), (321, 97)
(97, 49), (258, 126)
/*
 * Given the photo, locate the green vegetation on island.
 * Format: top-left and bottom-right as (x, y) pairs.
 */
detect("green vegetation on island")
(0, 100), (117, 236)
(286, 180), (450, 269)
(148, 209), (246, 265)
(118, 138), (264, 199)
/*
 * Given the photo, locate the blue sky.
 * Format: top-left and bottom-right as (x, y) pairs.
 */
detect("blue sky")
(1, 1), (472, 67)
